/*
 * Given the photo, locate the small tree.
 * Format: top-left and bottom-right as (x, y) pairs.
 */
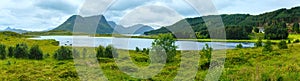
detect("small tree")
(236, 43), (243, 49)
(54, 46), (72, 60)
(201, 44), (212, 60)
(135, 47), (140, 52)
(293, 23), (300, 33)
(29, 45), (43, 60)
(278, 40), (288, 49)
(294, 39), (300, 43)
(152, 34), (177, 62)
(8, 46), (14, 58)
(262, 40), (273, 52)
(288, 40), (291, 44)
(105, 45), (116, 58)
(254, 27), (259, 33)
(0, 44), (6, 59)
(96, 46), (105, 58)
(14, 43), (29, 59)
(255, 38), (263, 47)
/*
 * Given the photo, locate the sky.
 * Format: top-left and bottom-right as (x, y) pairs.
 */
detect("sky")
(0, 0), (300, 31)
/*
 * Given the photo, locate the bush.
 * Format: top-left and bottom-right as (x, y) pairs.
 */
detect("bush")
(0, 44), (6, 59)
(44, 53), (50, 58)
(142, 48), (150, 54)
(278, 40), (288, 49)
(135, 47), (140, 52)
(294, 39), (300, 43)
(152, 34), (177, 62)
(255, 38), (263, 47)
(14, 43), (29, 59)
(105, 45), (117, 58)
(96, 45), (118, 58)
(29, 45), (43, 60)
(264, 23), (289, 39)
(254, 27), (259, 33)
(8, 46), (14, 58)
(96, 45), (105, 58)
(263, 40), (273, 52)
(201, 44), (212, 59)
(54, 46), (72, 60)
(236, 43), (243, 49)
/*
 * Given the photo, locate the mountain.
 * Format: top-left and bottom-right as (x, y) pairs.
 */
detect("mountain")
(114, 24), (154, 34)
(145, 6), (300, 35)
(2, 27), (29, 34)
(108, 21), (117, 28)
(52, 15), (113, 34)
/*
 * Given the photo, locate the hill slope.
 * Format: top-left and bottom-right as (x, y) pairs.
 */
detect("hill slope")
(145, 6), (300, 35)
(114, 24), (154, 34)
(52, 15), (113, 34)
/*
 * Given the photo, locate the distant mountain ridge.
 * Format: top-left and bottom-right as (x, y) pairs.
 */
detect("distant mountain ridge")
(52, 15), (113, 34)
(145, 6), (300, 35)
(114, 24), (154, 34)
(1, 27), (29, 34)
(52, 15), (154, 34)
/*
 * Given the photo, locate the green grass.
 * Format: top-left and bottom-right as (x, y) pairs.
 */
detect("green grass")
(1, 42), (300, 80)
(1, 33), (300, 80)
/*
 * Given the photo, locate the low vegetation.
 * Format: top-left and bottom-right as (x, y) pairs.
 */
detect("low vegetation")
(1, 31), (300, 80)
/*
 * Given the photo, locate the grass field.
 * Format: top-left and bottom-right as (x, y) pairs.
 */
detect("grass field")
(1, 33), (300, 80)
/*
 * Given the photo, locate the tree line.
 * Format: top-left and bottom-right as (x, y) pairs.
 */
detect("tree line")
(0, 43), (43, 60)
(0, 43), (119, 60)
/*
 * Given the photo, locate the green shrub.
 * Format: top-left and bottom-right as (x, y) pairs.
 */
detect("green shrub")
(8, 46), (14, 58)
(96, 45), (118, 58)
(142, 48), (150, 54)
(0, 44), (6, 59)
(29, 45), (43, 60)
(96, 45), (105, 58)
(152, 34), (177, 62)
(51, 40), (59, 46)
(105, 45), (117, 58)
(263, 40), (273, 52)
(14, 43), (29, 59)
(255, 38), (263, 47)
(59, 71), (78, 78)
(44, 53), (50, 58)
(201, 44), (212, 59)
(54, 46), (72, 60)
(278, 40), (288, 49)
(135, 47), (140, 52)
(254, 27), (259, 33)
(236, 43), (243, 49)
(294, 39), (300, 43)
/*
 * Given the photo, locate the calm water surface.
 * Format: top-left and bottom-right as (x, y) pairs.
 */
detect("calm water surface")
(30, 36), (255, 50)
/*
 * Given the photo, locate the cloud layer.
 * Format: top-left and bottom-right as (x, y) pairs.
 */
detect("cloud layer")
(0, 0), (299, 31)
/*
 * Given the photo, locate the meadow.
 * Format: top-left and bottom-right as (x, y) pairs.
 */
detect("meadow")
(0, 32), (300, 80)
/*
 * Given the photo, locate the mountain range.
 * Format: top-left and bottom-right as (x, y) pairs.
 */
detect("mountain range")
(52, 15), (154, 34)
(0, 27), (29, 34)
(145, 6), (300, 35)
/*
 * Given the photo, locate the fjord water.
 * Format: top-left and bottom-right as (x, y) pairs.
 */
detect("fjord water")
(30, 36), (254, 50)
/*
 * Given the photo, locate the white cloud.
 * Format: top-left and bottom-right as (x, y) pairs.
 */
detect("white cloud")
(119, 5), (184, 27)
(0, 0), (300, 31)
(0, 0), (84, 31)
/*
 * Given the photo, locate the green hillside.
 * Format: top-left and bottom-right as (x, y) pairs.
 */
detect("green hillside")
(145, 6), (300, 39)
